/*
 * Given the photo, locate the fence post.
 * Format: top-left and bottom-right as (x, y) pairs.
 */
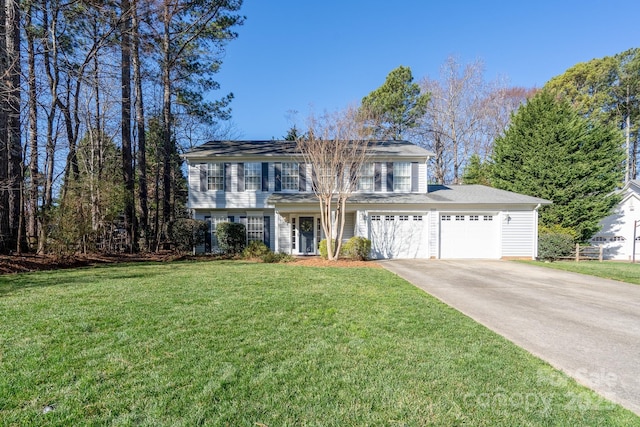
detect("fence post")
(599, 245), (603, 262)
(575, 243), (580, 262)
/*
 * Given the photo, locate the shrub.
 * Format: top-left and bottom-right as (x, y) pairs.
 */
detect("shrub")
(538, 228), (575, 261)
(215, 222), (246, 255)
(539, 224), (579, 241)
(318, 239), (337, 259)
(261, 252), (294, 263)
(341, 236), (371, 260)
(243, 241), (270, 258)
(168, 218), (208, 253)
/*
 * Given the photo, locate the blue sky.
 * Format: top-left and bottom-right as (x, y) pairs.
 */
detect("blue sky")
(214, 0), (639, 140)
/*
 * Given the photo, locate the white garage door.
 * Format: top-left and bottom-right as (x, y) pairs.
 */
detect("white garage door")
(440, 214), (499, 259)
(370, 214), (428, 259)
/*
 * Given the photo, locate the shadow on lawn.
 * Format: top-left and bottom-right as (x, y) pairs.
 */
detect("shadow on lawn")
(0, 262), (169, 297)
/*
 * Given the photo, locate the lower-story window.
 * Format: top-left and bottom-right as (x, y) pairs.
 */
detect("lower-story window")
(247, 216), (264, 243)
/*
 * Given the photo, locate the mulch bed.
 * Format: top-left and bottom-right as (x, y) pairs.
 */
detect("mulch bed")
(0, 253), (380, 275)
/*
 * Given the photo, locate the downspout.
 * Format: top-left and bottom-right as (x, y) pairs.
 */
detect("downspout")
(533, 204), (541, 259)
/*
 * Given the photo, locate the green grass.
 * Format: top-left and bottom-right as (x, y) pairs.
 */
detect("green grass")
(1, 261), (638, 426)
(520, 260), (640, 285)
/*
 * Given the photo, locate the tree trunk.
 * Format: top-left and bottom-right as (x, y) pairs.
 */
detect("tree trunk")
(26, 3), (38, 250)
(6, 0), (22, 252)
(132, 0), (148, 250)
(121, 0), (135, 252)
(0, 0), (9, 253)
(161, 0), (172, 244)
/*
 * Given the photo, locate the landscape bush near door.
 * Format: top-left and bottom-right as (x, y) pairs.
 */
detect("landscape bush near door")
(319, 237), (371, 260)
(342, 236), (372, 261)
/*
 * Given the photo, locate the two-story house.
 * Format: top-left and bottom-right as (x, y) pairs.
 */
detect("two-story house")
(590, 180), (640, 260)
(183, 139), (550, 259)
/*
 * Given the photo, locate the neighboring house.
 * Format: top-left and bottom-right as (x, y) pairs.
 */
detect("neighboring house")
(591, 180), (640, 261)
(183, 140), (550, 259)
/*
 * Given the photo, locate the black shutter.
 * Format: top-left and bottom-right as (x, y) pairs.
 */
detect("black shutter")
(374, 162), (382, 192)
(228, 216), (234, 222)
(237, 163), (245, 192)
(263, 216), (271, 249)
(199, 164), (207, 191)
(311, 165), (317, 192)
(299, 164), (306, 192)
(411, 162), (419, 192)
(224, 163), (231, 192)
(262, 162), (269, 191)
(274, 162), (282, 192)
(204, 216), (211, 252)
(386, 162), (394, 192)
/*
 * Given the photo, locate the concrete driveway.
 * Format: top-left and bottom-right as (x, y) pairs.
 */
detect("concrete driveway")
(380, 259), (640, 416)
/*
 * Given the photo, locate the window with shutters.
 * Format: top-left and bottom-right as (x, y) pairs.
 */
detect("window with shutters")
(244, 163), (261, 190)
(393, 162), (411, 191)
(282, 162), (299, 190)
(207, 163), (224, 190)
(247, 216), (264, 243)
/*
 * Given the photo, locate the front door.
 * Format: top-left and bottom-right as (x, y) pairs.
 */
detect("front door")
(299, 217), (315, 255)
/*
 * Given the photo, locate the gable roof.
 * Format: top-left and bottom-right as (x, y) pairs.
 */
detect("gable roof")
(183, 139), (434, 159)
(267, 184), (551, 206)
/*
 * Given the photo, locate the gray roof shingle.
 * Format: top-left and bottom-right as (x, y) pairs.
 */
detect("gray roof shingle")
(183, 139), (434, 158)
(267, 185), (551, 206)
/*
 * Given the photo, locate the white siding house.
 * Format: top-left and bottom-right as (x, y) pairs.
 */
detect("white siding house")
(183, 140), (550, 259)
(591, 180), (640, 261)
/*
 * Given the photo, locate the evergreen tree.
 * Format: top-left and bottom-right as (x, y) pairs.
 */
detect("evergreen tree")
(361, 65), (429, 140)
(491, 90), (624, 241)
(462, 154), (491, 186)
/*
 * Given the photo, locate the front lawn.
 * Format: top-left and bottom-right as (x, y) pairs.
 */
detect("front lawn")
(0, 261), (637, 425)
(520, 260), (640, 285)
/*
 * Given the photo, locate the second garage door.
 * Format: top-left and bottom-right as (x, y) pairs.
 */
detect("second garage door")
(370, 213), (428, 259)
(440, 214), (499, 259)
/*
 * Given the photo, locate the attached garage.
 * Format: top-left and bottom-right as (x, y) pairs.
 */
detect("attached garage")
(369, 213), (428, 259)
(440, 213), (500, 259)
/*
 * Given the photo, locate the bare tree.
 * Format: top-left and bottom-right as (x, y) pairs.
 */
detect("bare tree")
(297, 106), (370, 260)
(416, 56), (533, 184)
(418, 57), (487, 184)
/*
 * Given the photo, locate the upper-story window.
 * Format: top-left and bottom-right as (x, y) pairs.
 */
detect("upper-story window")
(245, 162), (261, 191)
(393, 162), (411, 192)
(358, 163), (374, 191)
(207, 163), (224, 191)
(282, 162), (299, 191)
